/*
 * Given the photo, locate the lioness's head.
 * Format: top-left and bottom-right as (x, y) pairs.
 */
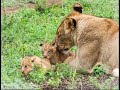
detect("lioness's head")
(53, 35), (75, 52)
(55, 18), (77, 52)
(54, 3), (82, 52)
(40, 43), (56, 59)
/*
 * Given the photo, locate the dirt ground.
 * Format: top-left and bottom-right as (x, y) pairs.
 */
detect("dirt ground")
(1, 0), (62, 15)
(1, 3), (35, 14)
(40, 73), (119, 90)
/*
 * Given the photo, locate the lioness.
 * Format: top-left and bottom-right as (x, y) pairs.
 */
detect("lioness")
(40, 43), (75, 65)
(21, 55), (51, 76)
(54, 3), (119, 77)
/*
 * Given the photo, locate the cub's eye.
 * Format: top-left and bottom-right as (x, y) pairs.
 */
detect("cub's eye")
(25, 66), (27, 68)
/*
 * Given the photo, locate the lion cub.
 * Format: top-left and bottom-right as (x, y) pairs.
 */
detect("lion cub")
(21, 55), (51, 76)
(40, 43), (75, 65)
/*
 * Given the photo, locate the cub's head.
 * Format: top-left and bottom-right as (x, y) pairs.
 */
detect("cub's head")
(40, 43), (56, 59)
(21, 56), (35, 76)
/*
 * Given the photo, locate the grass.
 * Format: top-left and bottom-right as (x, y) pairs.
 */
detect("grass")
(1, 0), (119, 89)
(89, 76), (118, 89)
(1, 0), (35, 7)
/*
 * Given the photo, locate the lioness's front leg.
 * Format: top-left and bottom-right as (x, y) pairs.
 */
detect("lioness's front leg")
(68, 57), (82, 70)
(76, 40), (100, 72)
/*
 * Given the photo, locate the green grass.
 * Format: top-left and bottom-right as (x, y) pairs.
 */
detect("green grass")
(1, 0), (119, 89)
(89, 76), (118, 89)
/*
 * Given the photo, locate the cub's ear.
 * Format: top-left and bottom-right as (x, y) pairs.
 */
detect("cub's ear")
(31, 59), (34, 62)
(31, 58), (35, 63)
(64, 18), (76, 34)
(39, 43), (43, 46)
(31, 57), (36, 63)
(73, 3), (83, 13)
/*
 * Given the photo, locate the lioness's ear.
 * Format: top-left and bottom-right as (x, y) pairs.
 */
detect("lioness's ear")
(52, 42), (55, 46)
(73, 3), (83, 13)
(52, 43), (57, 48)
(64, 18), (76, 34)
(72, 18), (76, 28)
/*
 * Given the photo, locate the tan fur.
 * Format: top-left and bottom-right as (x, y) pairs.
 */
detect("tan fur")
(54, 3), (119, 76)
(40, 43), (75, 65)
(21, 55), (51, 76)
(64, 55), (76, 64)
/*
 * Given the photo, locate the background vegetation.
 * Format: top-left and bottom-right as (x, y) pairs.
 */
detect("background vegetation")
(1, 0), (119, 89)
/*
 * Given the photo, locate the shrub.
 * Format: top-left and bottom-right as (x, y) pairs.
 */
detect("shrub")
(92, 64), (106, 77)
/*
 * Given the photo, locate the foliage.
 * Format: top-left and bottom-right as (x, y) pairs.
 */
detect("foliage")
(89, 76), (100, 89)
(89, 76), (117, 90)
(21, 63), (77, 87)
(78, 68), (89, 74)
(47, 77), (61, 87)
(1, 0), (118, 89)
(34, 0), (47, 12)
(92, 64), (106, 77)
(46, 63), (77, 87)
(27, 68), (46, 84)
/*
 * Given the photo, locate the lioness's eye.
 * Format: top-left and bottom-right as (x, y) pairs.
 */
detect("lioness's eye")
(59, 44), (63, 47)
(48, 50), (51, 53)
(25, 66), (27, 68)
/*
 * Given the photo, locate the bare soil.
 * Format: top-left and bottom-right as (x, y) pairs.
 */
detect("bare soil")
(1, 3), (35, 15)
(1, 0), (62, 15)
(40, 73), (119, 90)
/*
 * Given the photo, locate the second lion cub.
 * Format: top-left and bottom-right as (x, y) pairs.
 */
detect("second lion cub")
(40, 43), (75, 65)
